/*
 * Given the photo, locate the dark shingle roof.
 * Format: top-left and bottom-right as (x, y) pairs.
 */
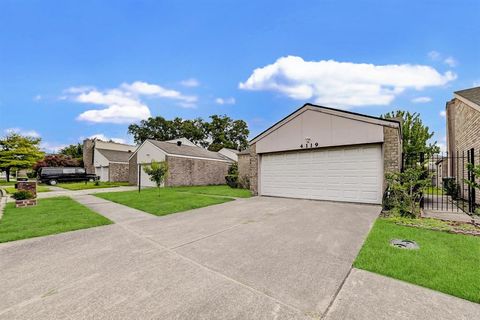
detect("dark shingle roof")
(147, 140), (231, 161)
(96, 149), (132, 163)
(455, 86), (480, 106)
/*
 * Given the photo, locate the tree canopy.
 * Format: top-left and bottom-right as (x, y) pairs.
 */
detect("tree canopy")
(34, 154), (81, 172)
(59, 143), (83, 159)
(128, 114), (249, 152)
(0, 133), (44, 181)
(382, 110), (439, 159)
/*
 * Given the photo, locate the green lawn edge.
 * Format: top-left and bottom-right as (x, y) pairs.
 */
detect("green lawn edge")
(354, 218), (480, 303)
(0, 196), (112, 243)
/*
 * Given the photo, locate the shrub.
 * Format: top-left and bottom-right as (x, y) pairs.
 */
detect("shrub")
(12, 190), (34, 200)
(225, 163), (239, 188)
(384, 168), (430, 218)
(443, 177), (460, 200)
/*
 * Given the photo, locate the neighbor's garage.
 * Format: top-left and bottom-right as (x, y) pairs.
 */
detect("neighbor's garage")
(246, 104), (402, 205)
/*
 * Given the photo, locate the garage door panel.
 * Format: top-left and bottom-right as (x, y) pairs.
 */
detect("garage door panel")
(260, 145), (382, 204)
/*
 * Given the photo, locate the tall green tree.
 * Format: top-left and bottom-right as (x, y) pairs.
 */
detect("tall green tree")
(382, 110), (439, 161)
(128, 114), (249, 151)
(0, 133), (44, 181)
(59, 143), (83, 159)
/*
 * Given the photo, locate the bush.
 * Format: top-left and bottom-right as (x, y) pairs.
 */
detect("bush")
(225, 163), (239, 188)
(443, 177), (460, 200)
(26, 171), (37, 179)
(12, 190), (34, 200)
(384, 168), (430, 218)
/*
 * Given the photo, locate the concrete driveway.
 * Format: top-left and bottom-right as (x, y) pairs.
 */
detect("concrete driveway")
(1, 196), (478, 319)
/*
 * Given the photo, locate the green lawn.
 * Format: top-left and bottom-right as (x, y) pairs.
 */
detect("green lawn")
(96, 186), (238, 216)
(354, 218), (480, 303)
(2, 185), (50, 194)
(424, 186), (445, 195)
(57, 181), (130, 190)
(0, 197), (112, 243)
(0, 180), (15, 186)
(174, 185), (251, 198)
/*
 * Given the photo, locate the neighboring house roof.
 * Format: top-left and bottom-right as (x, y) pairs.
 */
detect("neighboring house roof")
(96, 148), (132, 163)
(220, 148), (240, 154)
(250, 103), (401, 144)
(165, 137), (198, 147)
(237, 149), (250, 155)
(454, 86), (480, 108)
(146, 139), (232, 161)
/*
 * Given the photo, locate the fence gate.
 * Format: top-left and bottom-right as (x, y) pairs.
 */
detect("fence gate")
(402, 149), (478, 215)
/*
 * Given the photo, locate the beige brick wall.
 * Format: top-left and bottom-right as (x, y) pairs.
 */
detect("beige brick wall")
(383, 126), (402, 174)
(238, 154), (250, 180)
(249, 144), (259, 195)
(447, 98), (480, 204)
(83, 139), (95, 174)
(128, 153), (138, 185)
(109, 163), (130, 182)
(165, 156), (231, 187)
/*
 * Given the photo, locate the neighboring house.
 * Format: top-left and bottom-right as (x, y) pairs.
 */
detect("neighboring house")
(83, 139), (136, 182)
(446, 86), (480, 204)
(218, 148), (240, 161)
(237, 149), (250, 181)
(129, 139), (233, 187)
(239, 103), (402, 205)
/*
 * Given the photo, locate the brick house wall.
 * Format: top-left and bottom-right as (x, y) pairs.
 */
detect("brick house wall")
(128, 153), (138, 185)
(249, 144), (259, 195)
(165, 156), (231, 187)
(109, 163), (130, 182)
(83, 139), (95, 174)
(238, 153), (250, 180)
(447, 98), (480, 204)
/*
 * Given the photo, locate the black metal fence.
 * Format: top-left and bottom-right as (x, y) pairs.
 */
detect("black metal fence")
(402, 149), (479, 215)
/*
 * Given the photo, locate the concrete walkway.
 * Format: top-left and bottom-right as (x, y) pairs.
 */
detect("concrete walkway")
(0, 196), (478, 319)
(36, 185), (137, 199)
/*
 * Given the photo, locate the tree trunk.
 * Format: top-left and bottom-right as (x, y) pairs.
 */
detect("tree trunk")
(5, 167), (10, 182)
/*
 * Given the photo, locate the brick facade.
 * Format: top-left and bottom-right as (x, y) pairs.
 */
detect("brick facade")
(83, 139), (95, 174)
(249, 144), (259, 195)
(165, 156), (231, 187)
(238, 153), (250, 180)
(383, 126), (402, 174)
(128, 153), (138, 185)
(447, 98), (480, 204)
(109, 163), (130, 182)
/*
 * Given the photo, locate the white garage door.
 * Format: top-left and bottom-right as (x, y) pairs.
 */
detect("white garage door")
(260, 144), (383, 204)
(95, 166), (109, 182)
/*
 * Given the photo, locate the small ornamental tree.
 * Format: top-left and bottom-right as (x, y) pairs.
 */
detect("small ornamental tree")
(143, 161), (168, 194)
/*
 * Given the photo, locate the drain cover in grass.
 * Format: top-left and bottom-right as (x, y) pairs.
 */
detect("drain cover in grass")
(390, 239), (419, 250)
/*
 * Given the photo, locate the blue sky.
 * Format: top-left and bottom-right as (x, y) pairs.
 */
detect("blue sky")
(1, 0), (479, 152)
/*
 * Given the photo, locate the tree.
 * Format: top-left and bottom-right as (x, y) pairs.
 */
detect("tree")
(0, 133), (44, 182)
(33, 154), (80, 172)
(59, 143), (83, 159)
(382, 110), (439, 163)
(143, 161), (169, 194)
(206, 115), (249, 152)
(128, 114), (249, 151)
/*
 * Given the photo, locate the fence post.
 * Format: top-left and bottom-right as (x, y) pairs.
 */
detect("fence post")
(471, 148), (475, 212)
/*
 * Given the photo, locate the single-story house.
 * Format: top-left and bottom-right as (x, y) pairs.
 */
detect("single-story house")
(239, 103), (402, 204)
(83, 139), (136, 182)
(218, 148), (240, 161)
(129, 139), (234, 187)
(446, 86), (480, 204)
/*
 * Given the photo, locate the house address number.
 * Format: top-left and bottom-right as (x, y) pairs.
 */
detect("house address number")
(300, 142), (319, 148)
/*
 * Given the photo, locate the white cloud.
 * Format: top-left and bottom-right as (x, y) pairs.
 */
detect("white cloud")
(67, 81), (197, 124)
(239, 56), (456, 108)
(444, 56), (457, 67)
(40, 141), (68, 153)
(4, 128), (40, 138)
(215, 97), (236, 105)
(440, 110), (446, 117)
(89, 133), (127, 144)
(411, 96), (432, 103)
(180, 78), (200, 87)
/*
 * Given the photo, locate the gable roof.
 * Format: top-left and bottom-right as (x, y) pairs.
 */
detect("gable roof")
(454, 86), (480, 107)
(96, 148), (132, 163)
(250, 103), (401, 144)
(146, 139), (231, 161)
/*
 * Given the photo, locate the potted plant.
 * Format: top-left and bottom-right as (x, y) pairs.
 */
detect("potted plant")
(12, 190), (37, 207)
